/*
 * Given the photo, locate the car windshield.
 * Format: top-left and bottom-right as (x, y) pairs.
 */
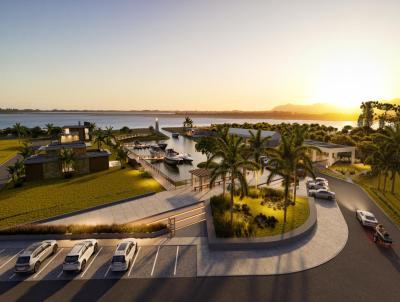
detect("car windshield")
(64, 255), (79, 263)
(365, 215), (375, 221)
(112, 256), (126, 263)
(16, 256), (30, 264)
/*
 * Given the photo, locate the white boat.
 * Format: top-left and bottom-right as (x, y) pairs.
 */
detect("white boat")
(179, 153), (193, 163)
(164, 149), (183, 165)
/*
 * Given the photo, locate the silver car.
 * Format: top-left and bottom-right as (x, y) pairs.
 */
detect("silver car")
(15, 240), (58, 273)
(111, 239), (137, 272)
(308, 188), (336, 200)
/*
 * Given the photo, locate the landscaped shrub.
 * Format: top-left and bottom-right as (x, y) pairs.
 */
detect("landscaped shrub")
(210, 194), (230, 213)
(0, 223), (167, 235)
(141, 171), (152, 178)
(247, 187), (260, 198)
(261, 187), (284, 202)
(213, 212), (255, 237)
(254, 214), (278, 229)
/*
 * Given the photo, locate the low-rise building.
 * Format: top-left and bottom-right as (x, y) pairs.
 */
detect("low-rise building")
(304, 140), (356, 167)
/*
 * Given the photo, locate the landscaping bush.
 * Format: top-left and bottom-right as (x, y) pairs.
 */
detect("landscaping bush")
(0, 223), (167, 235)
(254, 214), (278, 229)
(247, 187), (260, 198)
(210, 194), (230, 213)
(213, 212), (255, 237)
(141, 171), (152, 178)
(261, 187), (284, 202)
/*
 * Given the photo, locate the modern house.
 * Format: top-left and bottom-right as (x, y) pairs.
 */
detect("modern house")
(24, 124), (109, 181)
(228, 128), (281, 147)
(304, 140), (356, 167)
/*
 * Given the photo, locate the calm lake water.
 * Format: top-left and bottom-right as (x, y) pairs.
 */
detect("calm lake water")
(0, 112), (357, 182)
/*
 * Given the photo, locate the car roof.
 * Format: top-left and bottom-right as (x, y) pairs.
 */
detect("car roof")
(20, 242), (43, 256)
(359, 210), (375, 216)
(68, 242), (91, 255)
(114, 241), (134, 256)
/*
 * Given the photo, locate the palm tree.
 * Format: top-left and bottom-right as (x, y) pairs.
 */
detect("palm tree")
(104, 126), (115, 148)
(247, 129), (271, 192)
(207, 134), (259, 226)
(366, 145), (390, 191)
(45, 123), (55, 136)
(265, 134), (318, 223)
(88, 122), (97, 140)
(18, 141), (34, 159)
(7, 160), (25, 187)
(94, 128), (106, 150)
(115, 145), (129, 169)
(12, 123), (25, 142)
(59, 148), (75, 178)
(183, 116), (193, 130)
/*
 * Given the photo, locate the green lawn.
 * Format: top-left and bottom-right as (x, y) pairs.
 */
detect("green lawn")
(0, 139), (21, 165)
(329, 162), (371, 175)
(0, 168), (164, 228)
(353, 174), (400, 226)
(212, 193), (310, 237)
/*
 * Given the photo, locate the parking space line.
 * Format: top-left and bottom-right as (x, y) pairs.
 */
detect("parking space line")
(104, 265), (111, 278)
(174, 246), (179, 276)
(128, 247), (141, 277)
(8, 273), (16, 280)
(80, 247), (103, 278)
(56, 269), (63, 279)
(33, 248), (63, 279)
(150, 246), (160, 276)
(0, 249), (23, 270)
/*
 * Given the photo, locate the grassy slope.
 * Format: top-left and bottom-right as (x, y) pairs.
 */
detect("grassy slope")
(353, 174), (400, 226)
(0, 168), (164, 228)
(0, 139), (20, 165)
(234, 195), (309, 237)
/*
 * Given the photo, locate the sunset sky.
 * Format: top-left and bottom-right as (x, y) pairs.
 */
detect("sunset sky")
(0, 0), (399, 111)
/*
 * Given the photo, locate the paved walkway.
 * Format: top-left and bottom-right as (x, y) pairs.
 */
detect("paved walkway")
(44, 186), (220, 225)
(0, 155), (21, 189)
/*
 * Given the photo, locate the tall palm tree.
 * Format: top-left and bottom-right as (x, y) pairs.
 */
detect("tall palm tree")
(115, 145), (129, 169)
(247, 129), (271, 192)
(45, 123), (55, 136)
(104, 126), (115, 148)
(59, 148), (75, 178)
(7, 160), (25, 187)
(366, 145), (390, 191)
(207, 134), (259, 226)
(94, 128), (106, 150)
(18, 141), (34, 159)
(183, 116), (193, 130)
(88, 122), (97, 140)
(12, 123), (25, 142)
(265, 134), (318, 223)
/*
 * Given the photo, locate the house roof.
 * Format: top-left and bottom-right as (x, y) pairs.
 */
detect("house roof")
(189, 168), (211, 178)
(304, 140), (356, 150)
(62, 125), (87, 129)
(228, 128), (280, 140)
(40, 141), (87, 151)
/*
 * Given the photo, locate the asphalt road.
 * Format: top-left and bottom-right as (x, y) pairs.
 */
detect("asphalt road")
(1, 175), (399, 302)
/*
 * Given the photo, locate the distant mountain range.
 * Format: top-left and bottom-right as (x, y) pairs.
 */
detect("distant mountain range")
(271, 103), (350, 114)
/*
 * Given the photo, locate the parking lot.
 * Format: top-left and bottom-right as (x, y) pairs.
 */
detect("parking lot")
(0, 243), (197, 282)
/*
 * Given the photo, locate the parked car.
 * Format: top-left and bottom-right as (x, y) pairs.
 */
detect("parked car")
(315, 177), (328, 183)
(307, 181), (328, 190)
(15, 240), (58, 274)
(356, 210), (379, 227)
(111, 239), (138, 272)
(63, 239), (98, 272)
(308, 188), (336, 200)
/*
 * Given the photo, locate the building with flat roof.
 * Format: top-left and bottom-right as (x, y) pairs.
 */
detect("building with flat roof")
(304, 140), (356, 167)
(228, 128), (281, 147)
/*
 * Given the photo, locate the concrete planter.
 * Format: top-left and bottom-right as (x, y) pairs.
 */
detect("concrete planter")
(206, 196), (317, 250)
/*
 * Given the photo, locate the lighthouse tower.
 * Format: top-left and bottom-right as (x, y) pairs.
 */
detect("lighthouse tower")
(155, 118), (159, 132)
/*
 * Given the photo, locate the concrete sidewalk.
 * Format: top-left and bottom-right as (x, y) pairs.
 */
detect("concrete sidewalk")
(44, 186), (221, 225)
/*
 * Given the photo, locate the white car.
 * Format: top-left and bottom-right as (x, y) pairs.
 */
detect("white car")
(307, 181), (328, 190)
(63, 239), (98, 272)
(315, 177), (328, 183)
(111, 239), (138, 272)
(356, 210), (378, 227)
(15, 240), (58, 273)
(308, 188), (336, 200)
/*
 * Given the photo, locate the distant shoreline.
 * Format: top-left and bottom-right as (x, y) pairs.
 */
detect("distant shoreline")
(0, 110), (357, 121)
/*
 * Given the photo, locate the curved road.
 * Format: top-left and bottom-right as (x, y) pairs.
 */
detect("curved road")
(1, 175), (399, 302)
